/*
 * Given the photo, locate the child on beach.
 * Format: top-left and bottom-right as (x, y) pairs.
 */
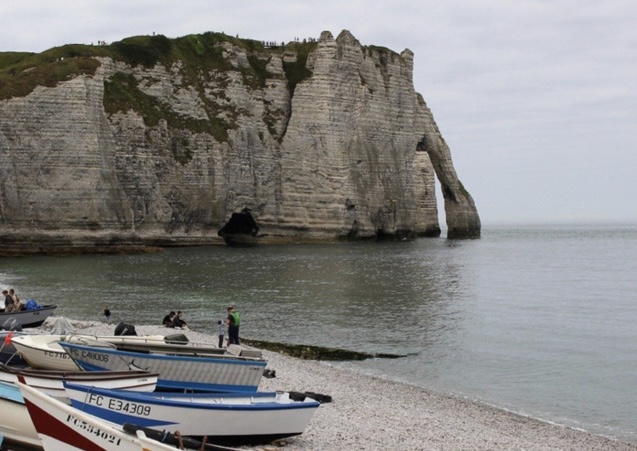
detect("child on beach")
(103, 305), (111, 324)
(217, 320), (225, 348)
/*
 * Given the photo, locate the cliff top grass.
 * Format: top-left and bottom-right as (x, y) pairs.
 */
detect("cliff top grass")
(0, 32), (318, 101)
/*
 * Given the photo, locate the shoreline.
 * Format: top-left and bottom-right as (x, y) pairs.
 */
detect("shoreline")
(30, 319), (637, 451)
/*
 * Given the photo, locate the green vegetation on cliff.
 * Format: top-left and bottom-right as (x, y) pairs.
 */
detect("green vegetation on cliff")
(0, 31), (316, 101)
(0, 31), (317, 150)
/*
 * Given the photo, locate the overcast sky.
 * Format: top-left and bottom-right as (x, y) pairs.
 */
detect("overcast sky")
(1, 1), (635, 225)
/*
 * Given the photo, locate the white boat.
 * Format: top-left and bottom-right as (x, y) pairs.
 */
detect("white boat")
(10, 334), (168, 371)
(10, 334), (80, 370)
(16, 380), (210, 451)
(0, 368), (158, 448)
(0, 304), (57, 328)
(64, 382), (320, 445)
(60, 340), (268, 392)
(0, 362), (158, 399)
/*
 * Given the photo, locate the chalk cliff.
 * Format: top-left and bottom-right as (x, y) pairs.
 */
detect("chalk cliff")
(0, 30), (480, 252)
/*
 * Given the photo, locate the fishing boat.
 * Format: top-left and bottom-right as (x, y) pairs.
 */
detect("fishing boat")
(10, 334), (168, 371)
(59, 340), (268, 392)
(10, 334), (80, 370)
(60, 341), (267, 392)
(0, 370), (158, 448)
(17, 380), (221, 451)
(0, 362), (158, 399)
(0, 304), (57, 328)
(64, 382), (320, 445)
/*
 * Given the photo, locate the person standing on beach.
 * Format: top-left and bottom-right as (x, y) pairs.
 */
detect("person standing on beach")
(226, 306), (240, 345)
(217, 320), (225, 348)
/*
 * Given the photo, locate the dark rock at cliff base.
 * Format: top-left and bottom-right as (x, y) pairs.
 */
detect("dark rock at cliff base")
(218, 208), (260, 246)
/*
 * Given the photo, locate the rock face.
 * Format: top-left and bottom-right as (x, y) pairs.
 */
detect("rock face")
(0, 30), (480, 251)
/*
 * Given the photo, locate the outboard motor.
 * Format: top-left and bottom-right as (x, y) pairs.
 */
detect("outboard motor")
(114, 322), (137, 336)
(2, 318), (22, 331)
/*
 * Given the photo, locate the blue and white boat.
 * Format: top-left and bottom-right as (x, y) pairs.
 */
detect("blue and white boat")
(17, 381), (207, 451)
(59, 340), (268, 392)
(0, 369), (160, 448)
(64, 382), (320, 446)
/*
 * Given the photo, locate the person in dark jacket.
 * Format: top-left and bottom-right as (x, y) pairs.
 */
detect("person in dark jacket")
(3, 290), (13, 311)
(172, 311), (189, 330)
(162, 311), (175, 327)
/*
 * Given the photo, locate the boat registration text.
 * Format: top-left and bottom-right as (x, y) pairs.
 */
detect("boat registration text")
(65, 413), (123, 445)
(86, 393), (151, 416)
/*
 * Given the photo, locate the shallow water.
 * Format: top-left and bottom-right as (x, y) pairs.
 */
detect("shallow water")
(1, 224), (636, 442)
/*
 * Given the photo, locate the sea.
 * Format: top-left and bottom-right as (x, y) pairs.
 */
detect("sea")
(1, 223), (636, 444)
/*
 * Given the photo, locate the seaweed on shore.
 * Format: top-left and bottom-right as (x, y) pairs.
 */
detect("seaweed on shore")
(241, 338), (406, 361)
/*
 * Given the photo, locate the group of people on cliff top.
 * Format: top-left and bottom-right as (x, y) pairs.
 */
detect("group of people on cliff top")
(161, 305), (241, 348)
(2, 288), (22, 313)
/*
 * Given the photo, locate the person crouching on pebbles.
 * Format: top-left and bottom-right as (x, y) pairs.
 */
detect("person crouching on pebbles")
(172, 310), (189, 331)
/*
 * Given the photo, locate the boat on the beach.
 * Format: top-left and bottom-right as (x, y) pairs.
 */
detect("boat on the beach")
(9, 333), (168, 370)
(0, 368), (159, 448)
(17, 380), (215, 451)
(59, 339), (268, 392)
(10, 334), (81, 370)
(64, 382), (320, 445)
(0, 362), (158, 399)
(0, 304), (57, 329)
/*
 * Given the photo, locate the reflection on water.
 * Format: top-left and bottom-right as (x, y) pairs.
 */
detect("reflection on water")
(0, 240), (467, 358)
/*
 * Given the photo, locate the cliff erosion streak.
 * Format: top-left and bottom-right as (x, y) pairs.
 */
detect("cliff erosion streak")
(0, 29), (480, 253)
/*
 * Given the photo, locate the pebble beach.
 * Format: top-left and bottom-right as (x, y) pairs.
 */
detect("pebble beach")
(35, 319), (637, 451)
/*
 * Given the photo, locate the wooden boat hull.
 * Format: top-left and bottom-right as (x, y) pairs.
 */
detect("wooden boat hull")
(65, 383), (320, 445)
(17, 381), (185, 451)
(0, 305), (57, 328)
(60, 341), (267, 392)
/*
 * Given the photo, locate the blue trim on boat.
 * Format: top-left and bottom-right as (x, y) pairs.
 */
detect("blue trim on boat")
(65, 382), (320, 411)
(0, 381), (23, 404)
(59, 341), (267, 367)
